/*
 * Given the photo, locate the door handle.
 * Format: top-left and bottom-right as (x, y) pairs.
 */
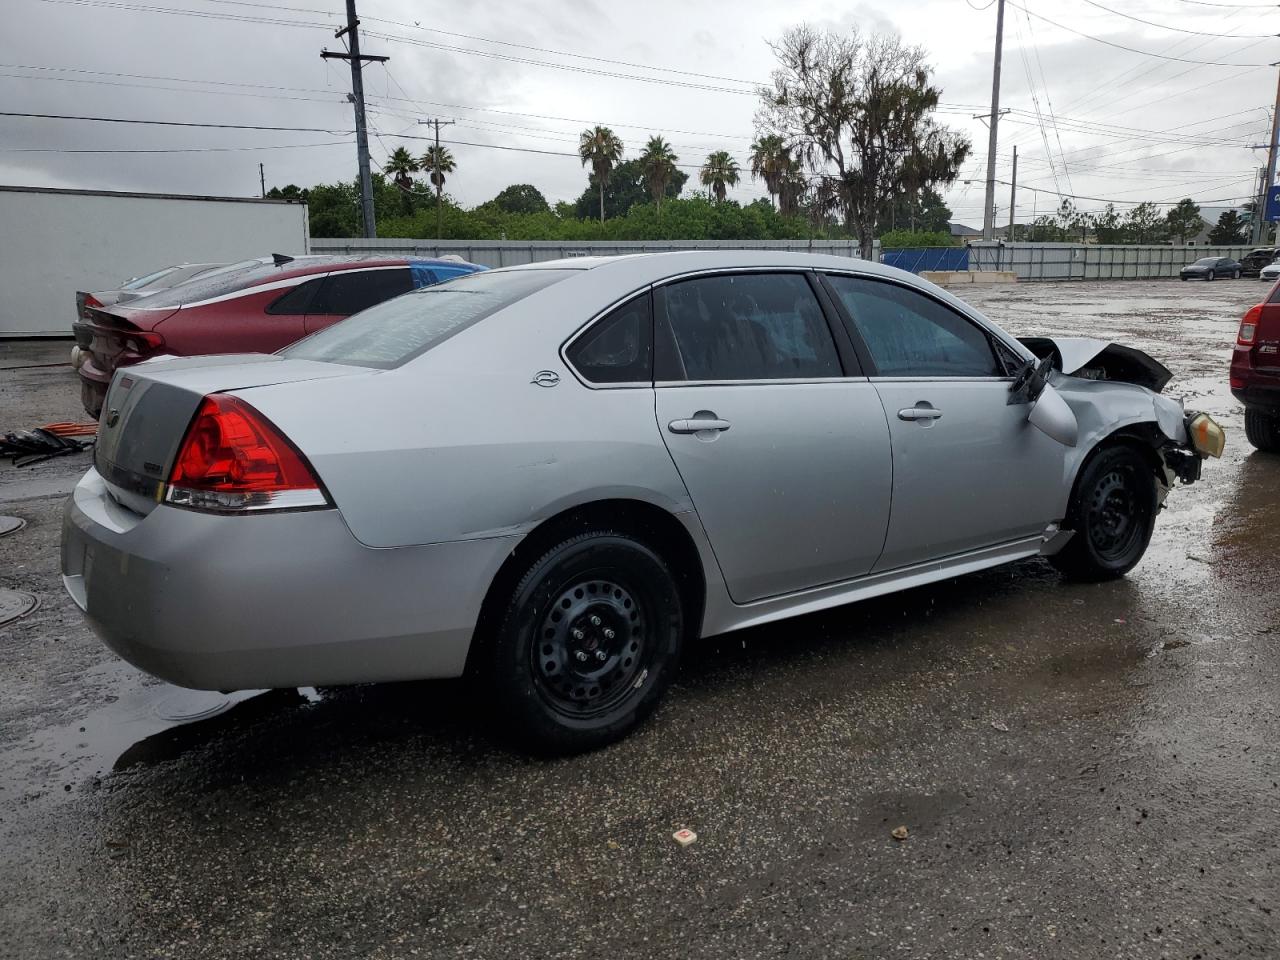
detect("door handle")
(897, 406), (943, 422)
(668, 418), (731, 434)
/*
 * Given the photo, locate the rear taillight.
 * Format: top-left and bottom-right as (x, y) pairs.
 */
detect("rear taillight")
(165, 394), (328, 513)
(124, 331), (165, 354)
(1239, 304), (1261, 345)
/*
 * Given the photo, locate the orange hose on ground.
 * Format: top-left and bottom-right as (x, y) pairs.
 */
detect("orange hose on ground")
(40, 422), (98, 437)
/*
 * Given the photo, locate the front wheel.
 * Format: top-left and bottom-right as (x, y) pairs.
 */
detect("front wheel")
(1245, 407), (1280, 452)
(1206, 271), (1216, 281)
(1050, 445), (1158, 581)
(1233, 270), (1242, 279)
(486, 531), (684, 753)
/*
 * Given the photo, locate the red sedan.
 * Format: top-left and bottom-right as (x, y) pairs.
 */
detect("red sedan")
(76, 254), (482, 417)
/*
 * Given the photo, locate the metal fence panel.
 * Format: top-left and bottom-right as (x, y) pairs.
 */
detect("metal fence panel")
(880, 247), (969, 273)
(311, 237), (867, 268)
(966, 242), (1253, 281)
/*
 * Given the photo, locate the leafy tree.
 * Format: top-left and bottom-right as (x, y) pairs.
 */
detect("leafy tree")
(1165, 198), (1203, 244)
(419, 145), (456, 238)
(266, 184), (308, 201)
(1124, 202), (1165, 244)
(639, 136), (679, 213)
(382, 147), (420, 191)
(488, 183), (549, 215)
(700, 150), (741, 202)
(1093, 203), (1123, 244)
(882, 186), (952, 235)
(878, 228), (955, 248)
(749, 134), (790, 209)
(1208, 209), (1248, 245)
(758, 25), (969, 257)
(572, 158), (687, 221)
(578, 126), (624, 225)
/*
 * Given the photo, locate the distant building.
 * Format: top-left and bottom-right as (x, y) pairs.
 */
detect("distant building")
(947, 222), (983, 242)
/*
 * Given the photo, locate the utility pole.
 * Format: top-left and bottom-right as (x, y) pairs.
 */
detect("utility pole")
(321, 0), (388, 239)
(259, 162), (265, 198)
(1008, 146), (1017, 241)
(1261, 66), (1280, 244)
(418, 117), (455, 240)
(982, 0), (1006, 242)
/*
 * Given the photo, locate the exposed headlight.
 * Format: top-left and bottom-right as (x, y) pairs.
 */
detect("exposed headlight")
(1187, 413), (1225, 458)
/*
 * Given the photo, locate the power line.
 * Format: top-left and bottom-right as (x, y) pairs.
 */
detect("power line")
(0, 110), (352, 133)
(0, 139), (352, 153)
(1005, 1), (1275, 65)
(1077, 0), (1279, 38)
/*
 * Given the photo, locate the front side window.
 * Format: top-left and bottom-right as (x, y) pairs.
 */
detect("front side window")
(656, 272), (841, 381)
(310, 268), (414, 316)
(282, 268), (575, 369)
(266, 277), (324, 315)
(824, 274), (1001, 378)
(566, 294), (652, 384)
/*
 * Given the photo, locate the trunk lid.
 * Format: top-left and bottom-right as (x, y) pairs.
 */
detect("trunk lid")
(94, 354), (363, 516)
(81, 304), (175, 372)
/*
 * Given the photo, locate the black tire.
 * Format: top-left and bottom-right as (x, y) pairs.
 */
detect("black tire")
(1050, 445), (1158, 582)
(1206, 271), (1216, 281)
(1245, 407), (1280, 453)
(486, 531), (683, 753)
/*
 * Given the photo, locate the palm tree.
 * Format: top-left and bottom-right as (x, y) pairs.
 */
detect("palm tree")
(420, 145), (456, 238)
(700, 151), (740, 203)
(578, 126), (624, 225)
(749, 135), (788, 209)
(382, 146), (419, 191)
(639, 136), (678, 213)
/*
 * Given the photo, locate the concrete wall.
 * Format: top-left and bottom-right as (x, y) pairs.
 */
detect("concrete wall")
(0, 186), (310, 336)
(310, 237), (865, 268)
(967, 242), (1255, 281)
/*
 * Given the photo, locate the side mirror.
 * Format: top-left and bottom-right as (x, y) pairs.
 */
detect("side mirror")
(1027, 382), (1078, 447)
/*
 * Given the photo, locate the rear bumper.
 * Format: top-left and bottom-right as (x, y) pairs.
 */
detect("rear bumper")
(1230, 345), (1280, 413)
(61, 469), (519, 690)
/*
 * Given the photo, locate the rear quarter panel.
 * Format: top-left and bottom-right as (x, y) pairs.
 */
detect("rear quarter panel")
(240, 277), (695, 549)
(154, 287), (308, 356)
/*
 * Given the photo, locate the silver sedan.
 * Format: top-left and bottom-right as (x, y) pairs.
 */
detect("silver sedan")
(62, 252), (1224, 752)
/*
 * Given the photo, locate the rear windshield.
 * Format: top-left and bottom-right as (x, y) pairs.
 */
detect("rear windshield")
(1193, 258), (1217, 266)
(281, 268), (574, 369)
(127, 259), (284, 309)
(121, 266), (179, 290)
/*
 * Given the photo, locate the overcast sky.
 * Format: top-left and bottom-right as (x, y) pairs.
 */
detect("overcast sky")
(2, 0), (1276, 226)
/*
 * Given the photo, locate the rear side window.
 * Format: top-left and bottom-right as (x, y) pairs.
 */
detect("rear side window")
(656, 273), (841, 381)
(824, 274), (1001, 378)
(311, 268), (413, 316)
(566, 294), (652, 384)
(266, 277), (324, 315)
(281, 268), (575, 369)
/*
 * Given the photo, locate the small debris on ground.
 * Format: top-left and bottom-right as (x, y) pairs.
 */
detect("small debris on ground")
(891, 826), (909, 841)
(672, 828), (697, 847)
(1162, 638), (1192, 651)
(990, 720), (1010, 732)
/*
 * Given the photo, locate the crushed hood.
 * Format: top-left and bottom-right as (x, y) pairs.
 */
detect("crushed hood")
(1018, 336), (1172, 393)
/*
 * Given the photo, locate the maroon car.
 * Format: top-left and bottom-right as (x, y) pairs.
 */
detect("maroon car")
(1232, 287), (1280, 452)
(76, 254), (483, 417)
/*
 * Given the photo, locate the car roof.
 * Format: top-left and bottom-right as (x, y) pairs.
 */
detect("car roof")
(265, 254), (479, 280)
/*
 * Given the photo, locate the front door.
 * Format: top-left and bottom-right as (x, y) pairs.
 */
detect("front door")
(822, 272), (1066, 572)
(653, 271), (893, 603)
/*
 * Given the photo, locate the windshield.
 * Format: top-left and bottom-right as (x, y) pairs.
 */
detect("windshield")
(1193, 258), (1217, 266)
(120, 266), (178, 290)
(127, 259), (287, 309)
(281, 268), (575, 369)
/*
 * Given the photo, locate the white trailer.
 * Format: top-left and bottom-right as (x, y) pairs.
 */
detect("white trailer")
(0, 185), (310, 337)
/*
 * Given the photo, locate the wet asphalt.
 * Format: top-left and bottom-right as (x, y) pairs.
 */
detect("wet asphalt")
(1, 279), (1278, 959)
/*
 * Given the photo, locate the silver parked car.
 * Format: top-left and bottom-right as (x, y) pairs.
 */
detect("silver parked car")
(62, 252), (1224, 751)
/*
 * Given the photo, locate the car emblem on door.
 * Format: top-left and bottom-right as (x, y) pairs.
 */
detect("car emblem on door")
(531, 370), (560, 388)
(106, 409), (120, 427)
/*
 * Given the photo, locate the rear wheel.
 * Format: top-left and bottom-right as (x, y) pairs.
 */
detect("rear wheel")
(1050, 445), (1158, 581)
(486, 531), (683, 753)
(1233, 269), (1242, 280)
(1245, 407), (1280, 453)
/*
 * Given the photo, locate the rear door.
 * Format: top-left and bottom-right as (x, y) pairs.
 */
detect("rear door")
(822, 272), (1065, 572)
(304, 267), (414, 334)
(652, 270), (893, 603)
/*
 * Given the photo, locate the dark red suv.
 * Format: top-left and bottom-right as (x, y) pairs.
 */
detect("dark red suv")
(76, 254), (482, 417)
(1232, 286), (1280, 451)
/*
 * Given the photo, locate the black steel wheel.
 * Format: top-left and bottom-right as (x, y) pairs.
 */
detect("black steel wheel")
(1050, 444), (1158, 581)
(486, 531), (683, 753)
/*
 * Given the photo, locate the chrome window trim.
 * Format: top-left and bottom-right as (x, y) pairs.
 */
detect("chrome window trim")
(655, 376), (870, 388)
(558, 285), (655, 390)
